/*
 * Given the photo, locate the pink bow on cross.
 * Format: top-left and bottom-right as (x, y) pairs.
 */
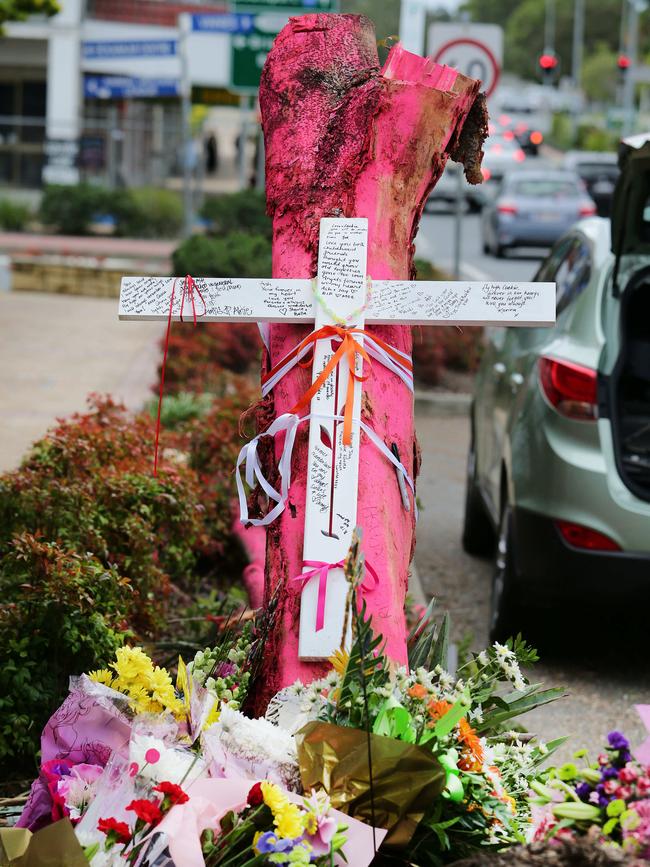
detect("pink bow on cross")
(294, 559), (379, 632)
(635, 705), (650, 766)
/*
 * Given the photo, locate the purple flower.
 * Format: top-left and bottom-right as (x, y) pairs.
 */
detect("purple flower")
(576, 782), (592, 801)
(601, 768), (619, 781)
(255, 832), (298, 855)
(608, 731), (630, 751)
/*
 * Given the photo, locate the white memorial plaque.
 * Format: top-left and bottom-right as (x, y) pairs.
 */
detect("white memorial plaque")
(118, 218), (557, 659)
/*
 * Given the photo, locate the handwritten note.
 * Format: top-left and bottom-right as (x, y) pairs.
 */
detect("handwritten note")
(119, 276), (314, 322)
(368, 279), (555, 326)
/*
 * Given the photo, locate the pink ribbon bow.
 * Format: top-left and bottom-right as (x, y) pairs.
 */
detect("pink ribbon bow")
(294, 559), (379, 632)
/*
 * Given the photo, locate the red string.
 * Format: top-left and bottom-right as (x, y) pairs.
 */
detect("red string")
(153, 275), (206, 476)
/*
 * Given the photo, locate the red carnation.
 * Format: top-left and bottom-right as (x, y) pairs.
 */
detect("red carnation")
(97, 816), (132, 844)
(126, 798), (163, 826)
(247, 782), (264, 807)
(153, 781), (190, 807)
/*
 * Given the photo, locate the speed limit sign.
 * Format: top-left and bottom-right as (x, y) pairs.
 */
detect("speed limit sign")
(427, 23), (503, 97)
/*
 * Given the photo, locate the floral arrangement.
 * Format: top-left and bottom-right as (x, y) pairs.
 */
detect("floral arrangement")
(529, 729), (650, 860)
(200, 782), (347, 866)
(11, 537), (571, 866)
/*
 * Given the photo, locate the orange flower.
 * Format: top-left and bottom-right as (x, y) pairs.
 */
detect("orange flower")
(408, 683), (428, 701)
(427, 699), (452, 720)
(457, 718), (484, 772)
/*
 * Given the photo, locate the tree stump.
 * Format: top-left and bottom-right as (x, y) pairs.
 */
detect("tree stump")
(252, 13), (487, 709)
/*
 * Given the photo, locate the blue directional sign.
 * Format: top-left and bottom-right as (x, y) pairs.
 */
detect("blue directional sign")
(190, 12), (256, 33)
(84, 75), (181, 100)
(82, 40), (177, 60)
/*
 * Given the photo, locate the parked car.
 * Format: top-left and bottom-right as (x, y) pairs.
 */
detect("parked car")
(424, 162), (486, 213)
(563, 150), (619, 217)
(463, 133), (650, 641)
(481, 169), (597, 257)
(480, 133), (527, 184)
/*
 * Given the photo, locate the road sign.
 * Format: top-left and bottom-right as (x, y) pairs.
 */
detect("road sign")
(230, 11), (290, 91)
(234, 0), (337, 9)
(427, 23), (503, 97)
(84, 75), (181, 100)
(82, 40), (177, 60)
(190, 12), (256, 33)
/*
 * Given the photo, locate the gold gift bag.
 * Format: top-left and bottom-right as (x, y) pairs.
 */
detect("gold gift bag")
(0, 820), (88, 867)
(296, 721), (445, 848)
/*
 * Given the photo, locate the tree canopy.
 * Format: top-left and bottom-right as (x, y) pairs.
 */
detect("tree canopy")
(461, 0), (650, 80)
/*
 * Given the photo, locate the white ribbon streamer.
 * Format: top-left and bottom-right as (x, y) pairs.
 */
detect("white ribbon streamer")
(236, 412), (417, 527)
(260, 329), (414, 399)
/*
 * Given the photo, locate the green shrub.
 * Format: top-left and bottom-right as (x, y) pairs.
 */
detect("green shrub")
(172, 232), (272, 278)
(39, 183), (109, 235)
(0, 534), (128, 772)
(116, 187), (183, 238)
(0, 198), (31, 231)
(200, 190), (271, 239)
(0, 395), (204, 630)
(146, 391), (214, 429)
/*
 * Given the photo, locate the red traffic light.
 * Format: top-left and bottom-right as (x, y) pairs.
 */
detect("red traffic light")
(539, 53), (558, 70)
(617, 54), (631, 69)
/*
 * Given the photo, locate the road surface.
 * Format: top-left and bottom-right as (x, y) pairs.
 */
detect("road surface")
(416, 211), (545, 283)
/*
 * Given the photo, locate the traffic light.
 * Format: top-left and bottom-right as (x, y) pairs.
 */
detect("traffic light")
(618, 54), (631, 86)
(538, 52), (558, 84)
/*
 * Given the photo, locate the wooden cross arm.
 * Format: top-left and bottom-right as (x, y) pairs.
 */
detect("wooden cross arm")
(119, 276), (556, 327)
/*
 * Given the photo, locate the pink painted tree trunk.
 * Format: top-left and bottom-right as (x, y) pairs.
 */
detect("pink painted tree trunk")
(251, 13), (486, 710)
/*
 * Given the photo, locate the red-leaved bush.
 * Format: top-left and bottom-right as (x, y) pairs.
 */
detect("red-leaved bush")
(159, 323), (261, 395)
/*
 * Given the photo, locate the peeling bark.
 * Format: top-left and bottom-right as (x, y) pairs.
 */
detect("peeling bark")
(252, 13), (485, 710)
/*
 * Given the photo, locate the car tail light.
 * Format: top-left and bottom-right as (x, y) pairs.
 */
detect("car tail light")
(538, 356), (598, 420)
(482, 167), (492, 181)
(555, 519), (622, 551)
(513, 149), (526, 163)
(530, 130), (543, 145)
(499, 113), (512, 126)
(503, 129), (515, 140)
(579, 203), (597, 216)
(497, 201), (518, 214)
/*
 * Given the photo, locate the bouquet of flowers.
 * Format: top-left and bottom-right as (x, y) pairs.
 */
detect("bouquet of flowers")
(529, 729), (650, 860)
(271, 535), (566, 864)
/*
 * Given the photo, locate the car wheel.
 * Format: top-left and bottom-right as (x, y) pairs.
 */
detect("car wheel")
(489, 505), (524, 643)
(495, 243), (508, 259)
(461, 435), (495, 557)
(482, 239), (490, 254)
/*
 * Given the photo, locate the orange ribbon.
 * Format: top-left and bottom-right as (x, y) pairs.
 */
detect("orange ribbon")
(262, 325), (413, 447)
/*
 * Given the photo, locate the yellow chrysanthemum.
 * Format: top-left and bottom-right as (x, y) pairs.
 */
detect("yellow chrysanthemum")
(261, 781), (289, 813)
(329, 649), (349, 677)
(303, 812), (318, 835)
(88, 669), (113, 687)
(202, 701), (221, 731)
(275, 803), (305, 839)
(112, 646), (154, 682)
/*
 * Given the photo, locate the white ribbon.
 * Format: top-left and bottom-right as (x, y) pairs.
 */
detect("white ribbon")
(260, 328), (414, 399)
(236, 412), (417, 527)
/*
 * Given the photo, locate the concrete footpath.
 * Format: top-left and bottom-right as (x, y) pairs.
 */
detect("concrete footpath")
(0, 291), (164, 471)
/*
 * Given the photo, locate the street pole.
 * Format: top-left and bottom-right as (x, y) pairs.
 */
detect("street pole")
(453, 167), (463, 280)
(623, 0), (649, 135)
(571, 0), (585, 90)
(179, 13), (194, 238)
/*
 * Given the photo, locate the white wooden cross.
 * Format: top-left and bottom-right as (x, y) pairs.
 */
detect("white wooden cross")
(119, 217), (555, 660)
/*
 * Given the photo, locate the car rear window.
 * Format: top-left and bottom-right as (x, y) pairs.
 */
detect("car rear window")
(511, 178), (579, 197)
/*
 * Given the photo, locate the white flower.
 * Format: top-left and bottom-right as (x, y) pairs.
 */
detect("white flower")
(513, 675), (527, 692)
(538, 741), (548, 755)
(493, 641), (514, 661)
(477, 650), (489, 666)
(468, 706), (484, 724)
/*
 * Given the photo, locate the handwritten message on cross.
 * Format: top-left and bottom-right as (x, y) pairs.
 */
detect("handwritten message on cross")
(119, 217), (555, 660)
